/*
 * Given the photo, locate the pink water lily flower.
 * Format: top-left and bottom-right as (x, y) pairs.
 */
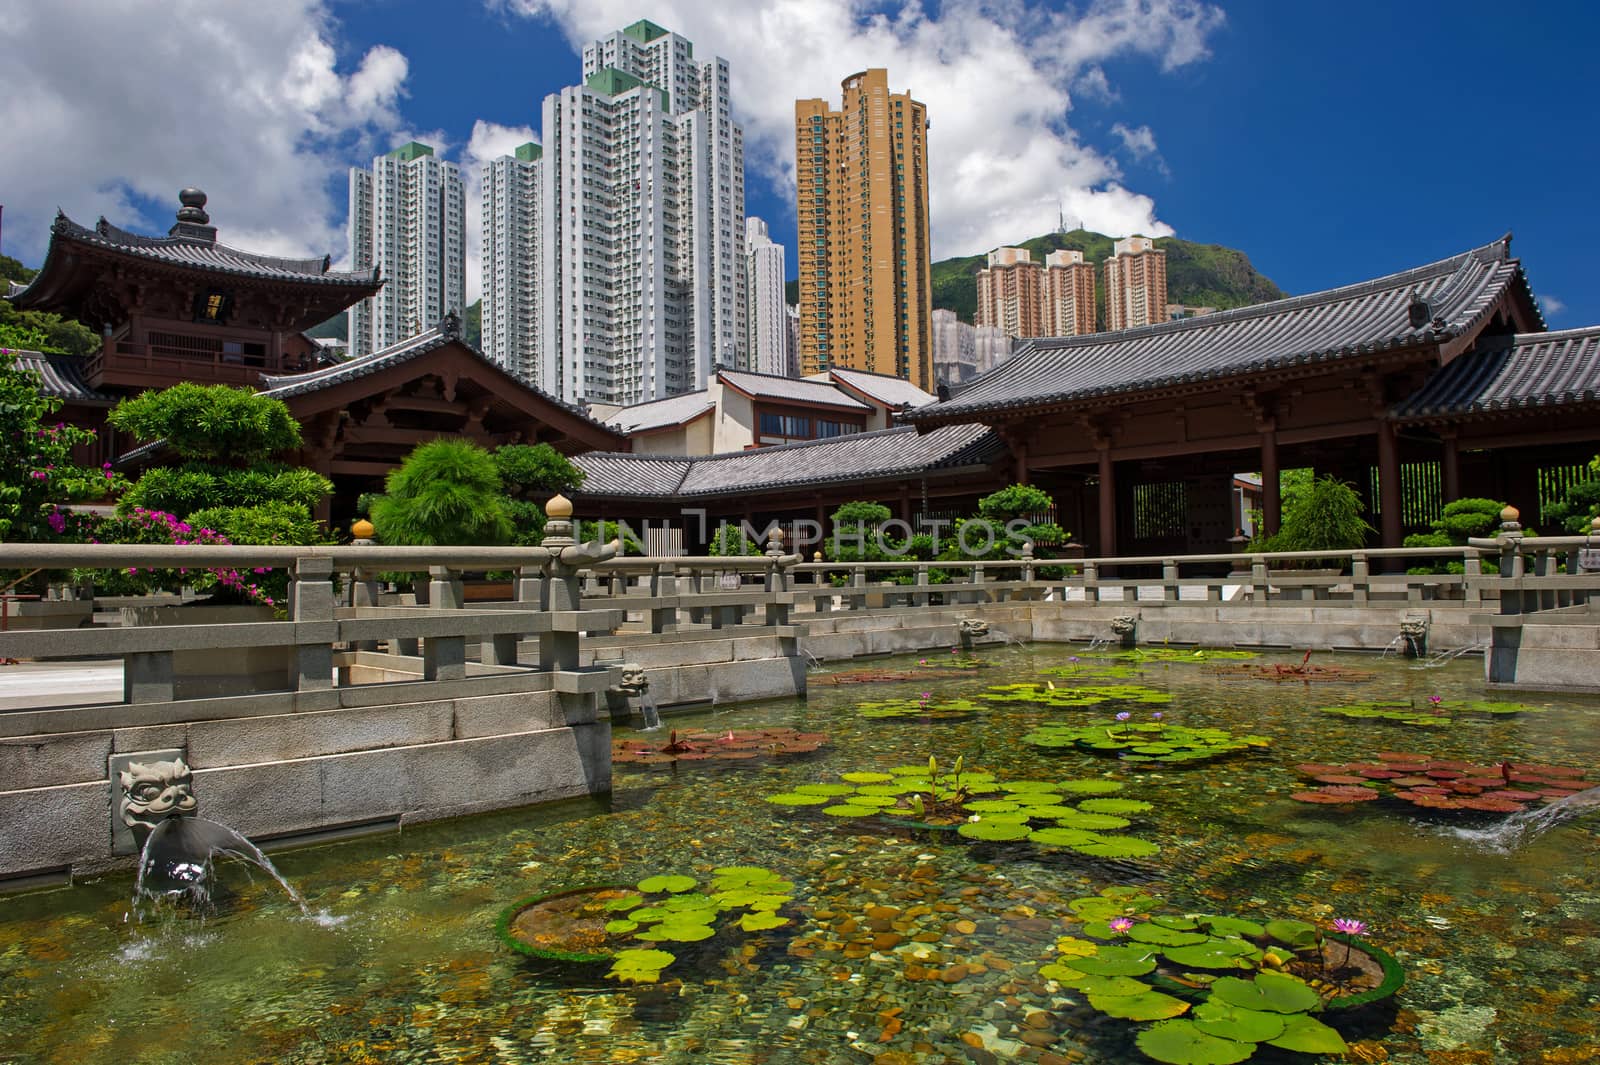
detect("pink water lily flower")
(1108, 917), (1134, 934)
(1332, 917), (1367, 936)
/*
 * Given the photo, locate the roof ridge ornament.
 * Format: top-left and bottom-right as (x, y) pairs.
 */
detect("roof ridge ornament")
(1407, 288), (1434, 331)
(169, 187), (217, 243)
(439, 311), (462, 340)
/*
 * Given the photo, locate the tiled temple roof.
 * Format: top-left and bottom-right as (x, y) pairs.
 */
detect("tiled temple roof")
(576, 423), (1002, 500)
(824, 367), (936, 410)
(603, 390), (717, 434)
(908, 235), (1533, 425)
(4, 349), (115, 405)
(25, 212), (380, 288)
(717, 369), (870, 409)
(1393, 326), (1600, 421)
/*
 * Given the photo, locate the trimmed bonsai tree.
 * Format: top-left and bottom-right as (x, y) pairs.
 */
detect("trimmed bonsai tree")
(492, 443), (585, 546)
(1403, 497), (1506, 573)
(369, 439), (512, 546)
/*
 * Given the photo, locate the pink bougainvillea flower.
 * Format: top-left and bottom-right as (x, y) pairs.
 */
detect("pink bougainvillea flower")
(1332, 918), (1367, 936)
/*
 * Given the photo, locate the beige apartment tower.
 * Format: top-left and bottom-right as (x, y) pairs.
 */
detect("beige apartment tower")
(795, 69), (933, 388)
(976, 246), (1098, 338)
(1104, 235), (1168, 331)
(1042, 249), (1097, 336)
(975, 247), (1044, 337)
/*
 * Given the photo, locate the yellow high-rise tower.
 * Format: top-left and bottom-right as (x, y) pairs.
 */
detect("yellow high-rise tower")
(794, 70), (932, 388)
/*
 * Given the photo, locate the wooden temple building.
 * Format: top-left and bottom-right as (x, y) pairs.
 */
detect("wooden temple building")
(9, 202), (1597, 550)
(7, 190), (623, 519)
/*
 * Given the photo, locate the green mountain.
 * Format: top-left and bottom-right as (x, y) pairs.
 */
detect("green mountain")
(932, 230), (1285, 328)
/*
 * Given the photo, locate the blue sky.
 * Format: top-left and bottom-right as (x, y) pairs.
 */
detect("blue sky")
(3, 0), (1595, 324)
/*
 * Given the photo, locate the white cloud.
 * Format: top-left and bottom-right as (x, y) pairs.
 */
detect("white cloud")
(1074, 65), (1119, 103)
(493, 0), (1223, 258)
(1540, 294), (1566, 316)
(460, 120), (541, 302)
(0, 0), (408, 270)
(1111, 122), (1158, 160)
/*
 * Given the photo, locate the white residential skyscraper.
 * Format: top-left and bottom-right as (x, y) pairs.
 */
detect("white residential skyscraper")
(347, 142), (466, 358)
(745, 217), (789, 376)
(482, 143), (543, 383)
(528, 19), (745, 405)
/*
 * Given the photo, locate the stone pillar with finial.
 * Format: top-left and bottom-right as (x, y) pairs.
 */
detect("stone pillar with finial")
(764, 527), (790, 627)
(1497, 505), (1525, 615)
(349, 518), (382, 652)
(539, 493), (580, 671)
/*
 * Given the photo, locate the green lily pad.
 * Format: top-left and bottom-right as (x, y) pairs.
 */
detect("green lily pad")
(603, 893), (645, 912)
(1052, 810), (1132, 830)
(1128, 923), (1212, 947)
(794, 783), (856, 796)
(1068, 944), (1158, 976)
(1089, 989), (1192, 1021)
(1210, 972), (1322, 1014)
(1191, 999), (1287, 1042)
(1266, 1014), (1349, 1054)
(957, 820), (1033, 841)
(1151, 916), (1199, 930)
(1161, 940), (1259, 970)
(1078, 797), (1155, 814)
(607, 948), (677, 984)
(822, 804), (878, 817)
(1057, 779), (1126, 794)
(1067, 974), (1151, 997)
(636, 920), (716, 943)
(840, 771), (894, 783)
(1263, 919), (1320, 949)
(765, 792), (831, 806)
(636, 873), (697, 894)
(1039, 962), (1089, 983)
(1030, 827), (1100, 848)
(1135, 1019), (1254, 1065)
(604, 918), (639, 934)
(1074, 836), (1161, 859)
(1196, 916), (1266, 939)
(964, 799), (1022, 812)
(738, 910), (790, 932)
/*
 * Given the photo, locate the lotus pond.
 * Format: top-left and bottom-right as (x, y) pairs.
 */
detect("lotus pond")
(4, 644), (1600, 1064)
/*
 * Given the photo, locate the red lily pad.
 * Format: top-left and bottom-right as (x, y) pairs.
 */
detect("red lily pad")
(1314, 774), (1372, 786)
(1457, 796), (1527, 813)
(1292, 788), (1379, 804)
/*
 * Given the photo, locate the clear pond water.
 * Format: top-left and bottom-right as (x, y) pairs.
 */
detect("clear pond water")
(3, 646), (1600, 1064)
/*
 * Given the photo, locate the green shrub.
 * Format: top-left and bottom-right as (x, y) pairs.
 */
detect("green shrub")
(493, 443), (585, 497)
(120, 463), (331, 516)
(579, 519), (644, 554)
(1255, 476), (1373, 554)
(1545, 470), (1600, 534)
(369, 439), (511, 546)
(1403, 497), (1506, 574)
(707, 523), (759, 556)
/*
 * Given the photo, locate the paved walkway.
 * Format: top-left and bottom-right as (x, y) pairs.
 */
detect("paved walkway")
(0, 661), (122, 711)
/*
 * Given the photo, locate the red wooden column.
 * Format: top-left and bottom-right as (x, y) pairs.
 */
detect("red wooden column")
(1376, 419), (1404, 548)
(1097, 446), (1117, 557)
(1440, 428), (1461, 503)
(1260, 417), (1281, 537)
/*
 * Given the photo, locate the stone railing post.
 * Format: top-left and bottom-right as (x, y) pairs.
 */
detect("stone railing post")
(764, 528), (790, 627)
(1083, 560), (1099, 604)
(1021, 541), (1036, 584)
(651, 562), (679, 634)
(292, 556), (335, 690)
(1162, 559), (1179, 602)
(1251, 554), (1270, 603)
(539, 495), (583, 671)
(421, 565), (466, 681)
(915, 564), (930, 608)
(848, 566), (866, 611)
(1497, 506), (1525, 614)
(1351, 553), (1369, 605)
(1462, 551), (1481, 607)
(348, 519), (382, 652)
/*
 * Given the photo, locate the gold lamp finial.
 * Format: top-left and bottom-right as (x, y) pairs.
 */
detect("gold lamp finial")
(546, 494), (574, 519)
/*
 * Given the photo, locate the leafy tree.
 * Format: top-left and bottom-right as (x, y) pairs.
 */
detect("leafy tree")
(579, 519), (644, 554)
(0, 266), (101, 354)
(493, 443), (585, 497)
(1254, 476), (1373, 553)
(975, 483), (1068, 549)
(707, 522), (760, 556)
(369, 439), (511, 546)
(1544, 460), (1600, 533)
(108, 382), (303, 463)
(0, 254), (35, 284)
(0, 349), (122, 543)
